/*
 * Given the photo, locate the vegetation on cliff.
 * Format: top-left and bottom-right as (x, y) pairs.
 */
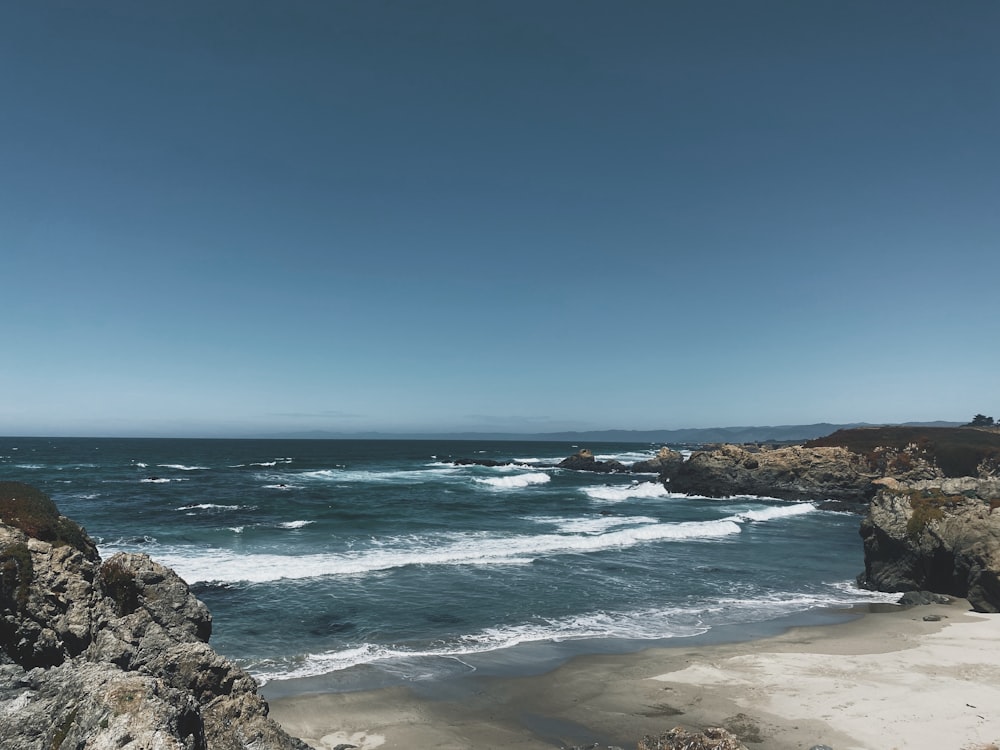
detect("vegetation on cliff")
(0, 482), (95, 557)
(806, 426), (1000, 478)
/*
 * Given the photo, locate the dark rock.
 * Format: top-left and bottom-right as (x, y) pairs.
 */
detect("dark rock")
(631, 447), (685, 476)
(450, 458), (517, 468)
(858, 485), (1000, 613)
(922, 614), (944, 621)
(559, 449), (627, 474)
(897, 590), (952, 606)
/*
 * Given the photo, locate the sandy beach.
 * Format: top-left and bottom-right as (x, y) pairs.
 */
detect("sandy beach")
(269, 599), (1000, 750)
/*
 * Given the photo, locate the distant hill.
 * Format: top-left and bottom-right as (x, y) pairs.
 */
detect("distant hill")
(264, 421), (962, 445)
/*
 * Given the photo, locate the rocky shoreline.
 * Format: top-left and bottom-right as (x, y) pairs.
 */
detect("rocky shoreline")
(0, 481), (307, 750)
(4, 425), (1000, 748)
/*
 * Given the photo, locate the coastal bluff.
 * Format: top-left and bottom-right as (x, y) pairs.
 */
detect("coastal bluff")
(858, 478), (1000, 613)
(0, 482), (308, 750)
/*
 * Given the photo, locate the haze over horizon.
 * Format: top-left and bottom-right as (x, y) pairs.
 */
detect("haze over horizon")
(4, 2), (998, 438)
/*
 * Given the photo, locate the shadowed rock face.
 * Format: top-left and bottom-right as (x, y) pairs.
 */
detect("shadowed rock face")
(668, 444), (878, 505)
(858, 483), (1000, 613)
(0, 482), (309, 750)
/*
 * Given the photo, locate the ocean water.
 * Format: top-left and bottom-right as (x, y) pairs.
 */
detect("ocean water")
(1, 437), (895, 695)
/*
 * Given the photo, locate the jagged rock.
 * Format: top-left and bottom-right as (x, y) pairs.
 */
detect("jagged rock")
(858, 486), (1000, 613)
(0, 483), (309, 750)
(638, 725), (748, 750)
(669, 444), (877, 504)
(559, 449), (627, 474)
(631, 447), (685, 475)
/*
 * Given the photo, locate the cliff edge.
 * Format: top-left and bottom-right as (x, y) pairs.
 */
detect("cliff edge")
(0, 481), (309, 750)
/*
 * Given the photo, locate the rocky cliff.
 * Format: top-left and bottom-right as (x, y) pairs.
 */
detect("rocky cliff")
(858, 479), (1000, 613)
(668, 444), (879, 505)
(0, 481), (309, 750)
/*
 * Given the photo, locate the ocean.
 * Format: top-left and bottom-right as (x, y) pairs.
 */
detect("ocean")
(1, 437), (896, 698)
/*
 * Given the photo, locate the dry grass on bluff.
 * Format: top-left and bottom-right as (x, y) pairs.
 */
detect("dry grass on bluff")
(0, 481), (92, 553)
(807, 426), (1000, 478)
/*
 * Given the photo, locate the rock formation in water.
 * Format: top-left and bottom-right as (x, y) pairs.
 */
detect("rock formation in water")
(557, 448), (628, 473)
(665, 426), (1000, 507)
(857, 478), (1000, 613)
(0, 481), (309, 750)
(630, 446), (685, 475)
(667, 444), (879, 506)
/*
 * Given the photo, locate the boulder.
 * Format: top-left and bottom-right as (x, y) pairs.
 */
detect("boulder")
(631, 446), (685, 475)
(858, 486), (1000, 613)
(558, 449), (627, 473)
(0, 482), (309, 750)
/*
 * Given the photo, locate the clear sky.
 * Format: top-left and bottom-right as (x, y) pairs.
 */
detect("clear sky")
(3, 1), (998, 437)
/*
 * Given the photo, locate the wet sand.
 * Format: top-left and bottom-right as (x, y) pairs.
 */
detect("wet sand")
(269, 600), (1000, 750)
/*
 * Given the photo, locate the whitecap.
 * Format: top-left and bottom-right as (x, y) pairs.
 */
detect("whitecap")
(278, 520), (314, 529)
(526, 514), (661, 534)
(581, 481), (669, 502)
(297, 467), (462, 483)
(723, 503), (817, 523)
(158, 464), (209, 471)
(474, 472), (551, 489)
(175, 503), (248, 511)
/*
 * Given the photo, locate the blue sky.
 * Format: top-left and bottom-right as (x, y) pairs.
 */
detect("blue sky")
(3, 1), (998, 437)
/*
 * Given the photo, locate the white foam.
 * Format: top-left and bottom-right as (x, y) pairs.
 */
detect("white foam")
(252, 605), (709, 683)
(723, 503), (817, 523)
(278, 520), (314, 529)
(528, 515), (661, 534)
(175, 503), (249, 511)
(250, 580), (895, 682)
(595, 450), (658, 464)
(581, 481), (669, 502)
(297, 466), (462, 483)
(141, 477), (179, 484)
(157, 464), (209, 471)
(133, 462), (148, 468)
(474, 472), (551, 489)
(115, 519), (741, 585)
(262, 580), (907, 683)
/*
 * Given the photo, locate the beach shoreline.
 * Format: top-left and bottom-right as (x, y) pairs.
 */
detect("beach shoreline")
(269, 599), (1000, 750)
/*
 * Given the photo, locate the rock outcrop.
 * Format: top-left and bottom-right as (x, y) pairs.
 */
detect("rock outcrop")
(669, 444), (877, 505)
(858, 481), (1000, 613)
(558, 448), (628, 473)
(630, 446), (685, 475)
(0, 481), (308, 750)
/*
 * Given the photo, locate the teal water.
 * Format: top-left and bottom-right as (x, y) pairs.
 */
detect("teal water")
(1, 437), (894, 694)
